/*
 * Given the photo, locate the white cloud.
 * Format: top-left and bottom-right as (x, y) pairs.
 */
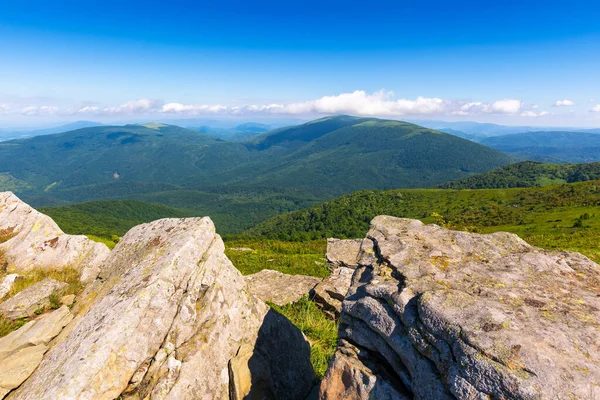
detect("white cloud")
(103, 99), (162, 115)
(253, 90), (447, 116)
(491, 99), (522, 114)
(0, 91), (568, 121)
(161, 103), (227, 114)
(20, 105), (58, 116)
(520, 110), (550, 117)
(554, 99), (575, 107)
(592, 105), (600, 113)
(69, 106), (100, 114)
(0, 104), (18, 115)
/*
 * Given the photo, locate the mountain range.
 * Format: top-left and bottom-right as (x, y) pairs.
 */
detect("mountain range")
(0, 115), (513, 231)
(479, 131), (600, 163)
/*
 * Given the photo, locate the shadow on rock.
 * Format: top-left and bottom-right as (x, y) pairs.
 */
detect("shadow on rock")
(229, 308), (316, 400)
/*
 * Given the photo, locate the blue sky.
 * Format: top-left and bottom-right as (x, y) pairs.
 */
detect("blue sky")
(1, 0), (599, 127)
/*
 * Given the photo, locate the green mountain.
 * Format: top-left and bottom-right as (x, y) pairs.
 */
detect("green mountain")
(2, 116), (513, 232)
(242, 180), (600, 261)
(0, 123), (253, 192)
(437, 161), (600, 189)
(480, 131), (600, 163)
(232, 116), (514, 194)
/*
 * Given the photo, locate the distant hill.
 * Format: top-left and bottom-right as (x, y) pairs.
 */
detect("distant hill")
(233, 116), (513, 194)
(0, 123), (253, 191)
(0, 121), (105, 141)
(411, 120), (594, 139)
(189, 122), (272, 141)
(479, 131), (600, 163)
(235, 122), (272, 133)
(437, 161), (600, 189)
(1, 115), (513, 232)
(242, 180), (600, 262)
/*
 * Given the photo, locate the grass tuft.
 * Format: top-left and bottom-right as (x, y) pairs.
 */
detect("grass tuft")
(270, 296), (338, 379)
(3, 267), (83, 302)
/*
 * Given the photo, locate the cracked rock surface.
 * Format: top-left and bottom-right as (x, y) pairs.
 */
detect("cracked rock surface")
(8, 217), (314, 400)
(320, 216), (600, 399)
(0, 192), (109, 281)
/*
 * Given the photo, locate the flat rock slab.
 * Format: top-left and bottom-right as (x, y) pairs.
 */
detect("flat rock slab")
(9, 217), (315, 400)
(310, 266), (354, 319)
(0, 278), (67, 320)
(326, 238), (362, 269)
(244, 269), (322, 306)
(0, 306), (72, 398)
(321, 216), (600, 400)
(0, 192), (110, 281)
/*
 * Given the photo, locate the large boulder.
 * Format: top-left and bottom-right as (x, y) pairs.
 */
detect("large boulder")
(326, 238), (362, 269)
(8, 217), (314, 400)
(244, 269), (321, 306)
(0, 278), (67, 320)
(320, 216), (600, 399)
(0, 306), (73, 398)
(0, 192), (109, 281)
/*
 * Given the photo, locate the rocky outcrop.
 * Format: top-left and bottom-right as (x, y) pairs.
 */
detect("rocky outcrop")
(310, 266), (354, 319)
(0, 278), (67, 320)
(0, 192), (110, 281)
(8, 217), (314, 400)
(0, 274), (19, 300)
(244, 269), (321, 306)
(326, 238), (362, 269)
(320, 216), (600, 399)
(0, 306), (72, 398)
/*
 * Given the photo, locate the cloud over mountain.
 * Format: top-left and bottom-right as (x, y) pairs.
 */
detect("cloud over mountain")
(2, 90), (549, 120)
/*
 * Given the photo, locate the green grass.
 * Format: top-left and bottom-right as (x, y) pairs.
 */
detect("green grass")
(86, 234), (119, 250)
(270, 296), (339, 379)
(244, 180), (600, 262)
(0, 316), (27, 338)
(224, 239), (329, 277)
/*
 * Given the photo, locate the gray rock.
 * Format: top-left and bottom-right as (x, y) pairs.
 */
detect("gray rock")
(0, 192), (110, 282)
(319, 340), (411, 400)
(0, 274), (19, 300)
(244, 269), (321, 306)
(310, 266), (354, 319)
(326, 238), (362, 269)
(320, 216), (600, 399)
(0, 306), (72, 399)
(8, 217), (314, 400)
(0, 278), (67, 320)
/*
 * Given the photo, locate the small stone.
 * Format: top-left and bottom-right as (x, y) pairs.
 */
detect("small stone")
(60, 294), (75, 306)
(326, 238), (362, 269)
(228, 247), (254, 252)
(0, 274), (19, 300)
(244, 269), (321, 306)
